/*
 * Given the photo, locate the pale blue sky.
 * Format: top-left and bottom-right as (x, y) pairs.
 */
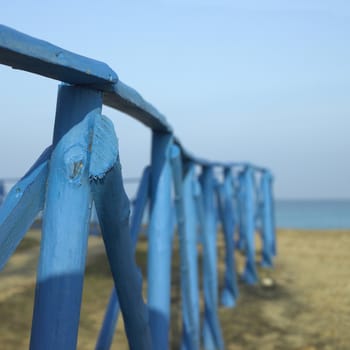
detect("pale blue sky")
(0, 0), (349, 199)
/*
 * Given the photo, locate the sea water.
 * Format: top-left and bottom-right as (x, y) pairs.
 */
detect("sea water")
(275, 200), (350, 229)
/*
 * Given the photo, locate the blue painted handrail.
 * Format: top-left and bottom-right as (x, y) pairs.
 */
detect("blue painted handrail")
(0, 25), (277, 350)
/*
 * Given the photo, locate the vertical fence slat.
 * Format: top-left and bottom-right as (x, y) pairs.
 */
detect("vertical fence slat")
(0, 180), (4, 206)
(270, 174), (277, 257)
(236, 171), (246, 252)
(182, 161), (201, 349)
(260, 171), (274, 267)
(217, 168), (239, 307)
(241, 166), (259, 285)
(200, 166), (224, 350)
(170, 147), (200, 350)
(147, 132), (174, 349)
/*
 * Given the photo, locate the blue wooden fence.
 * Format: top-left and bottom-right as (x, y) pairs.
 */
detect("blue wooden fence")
(0, 25), (276, 350)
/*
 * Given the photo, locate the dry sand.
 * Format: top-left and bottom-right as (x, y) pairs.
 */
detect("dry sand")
(220, 229), (350, 350)
(0, 228), (349, 349)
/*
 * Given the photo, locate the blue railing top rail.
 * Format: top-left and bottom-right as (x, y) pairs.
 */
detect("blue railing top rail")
(0, 24), (267, 172)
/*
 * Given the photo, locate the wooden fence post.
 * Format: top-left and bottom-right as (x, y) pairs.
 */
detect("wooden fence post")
(270, 174), (277, 257)
(216, 167), (239, 307)
(182, 161), (201, 348)
(200, 166), (224, 350)
(147, 131), (174, 349)
(0, 180), (5, 206)
(236, 170), (246, 252)
(241, 166), (259, 285)
(170, 147), (200, 350)
(30, 85), (102, 349)
(260, 170), (274, 267)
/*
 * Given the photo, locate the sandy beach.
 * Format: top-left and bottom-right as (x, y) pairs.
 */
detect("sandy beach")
(221, 229), (350, 350)
(0, 228), (349, 349)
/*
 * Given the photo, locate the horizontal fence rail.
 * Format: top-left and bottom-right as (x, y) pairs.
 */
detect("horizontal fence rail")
(0, 25), (276, 350)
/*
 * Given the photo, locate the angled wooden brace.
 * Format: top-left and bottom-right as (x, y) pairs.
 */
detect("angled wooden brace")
(95, 165), (151, 350)
(90, 118), (152, 350)
(0, 146), (51, 270)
